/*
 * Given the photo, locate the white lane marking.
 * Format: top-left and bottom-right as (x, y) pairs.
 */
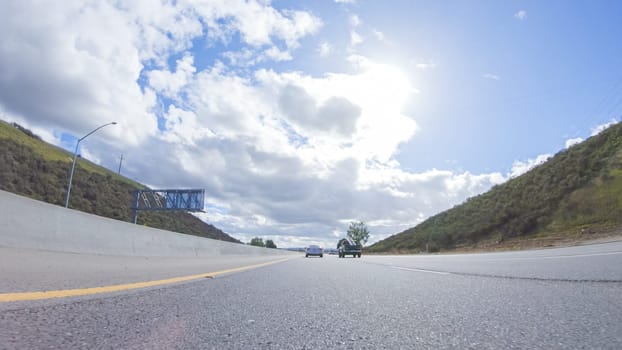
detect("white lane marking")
(392, 266), (451, 275)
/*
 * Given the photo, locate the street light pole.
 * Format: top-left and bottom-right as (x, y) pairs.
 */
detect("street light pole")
(64, 122), (117, 208)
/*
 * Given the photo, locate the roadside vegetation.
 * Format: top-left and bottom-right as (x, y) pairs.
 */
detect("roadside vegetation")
(248, 237), (277, 248)
(0, 120), (239, 243)
(347, 221), (370, 246)
(368, 122), (622, 253)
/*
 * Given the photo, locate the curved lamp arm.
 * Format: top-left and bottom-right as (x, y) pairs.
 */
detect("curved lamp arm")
(64, 122), (117, 208)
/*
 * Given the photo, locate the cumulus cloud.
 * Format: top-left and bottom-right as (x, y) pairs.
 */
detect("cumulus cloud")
(591, 119), (617, 136)
(0, 0), (321, 146)
(0, 1), (158, 146)
(515, 10), (527, 20)
(565, 137), (583, 148)
(564, 120), (618, 149)
(0, 0), (516, 247)
(191, 0), (323, 49)
(222, 46), (293, 67)
(372, 29), (385, 42)
(278, 85), (361, 136)
(317, 42), (332, 57)
(510, 154), (551, 178)
(148, 54), (196, 99)
(263, 46), (293, 62)
(350, 30), (364, 47)
(149, 53), (448, 246)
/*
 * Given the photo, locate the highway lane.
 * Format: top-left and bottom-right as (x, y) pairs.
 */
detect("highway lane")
(364, 240), (622, 282)
(1, 242), (621, 349)
(0, 246), (296, 293)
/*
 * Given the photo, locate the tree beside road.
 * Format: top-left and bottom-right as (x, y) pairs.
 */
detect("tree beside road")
(249, 237), (277, 249)
(347, 221), (370, 246)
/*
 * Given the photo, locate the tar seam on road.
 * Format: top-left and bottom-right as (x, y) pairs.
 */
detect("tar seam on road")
(389, 265), (622, 284)
(0, 257), (293, 303)
(392, 267), (451, 275)
(476, 251), (622, 262)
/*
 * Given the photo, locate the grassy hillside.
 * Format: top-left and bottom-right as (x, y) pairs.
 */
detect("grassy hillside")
(369, 122), (622, 253)
(0, 120), (240, 243)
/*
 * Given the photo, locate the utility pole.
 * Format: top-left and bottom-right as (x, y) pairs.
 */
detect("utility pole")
(118, 154), (124, 175)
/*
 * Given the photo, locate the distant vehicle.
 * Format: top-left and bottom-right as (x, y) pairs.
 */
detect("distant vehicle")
(337, 238), (361, 258)
(305, 245), (323, 258)
(324, 248), (338, 255)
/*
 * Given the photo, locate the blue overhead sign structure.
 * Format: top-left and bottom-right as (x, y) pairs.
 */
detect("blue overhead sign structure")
(131, 189), (205, 223)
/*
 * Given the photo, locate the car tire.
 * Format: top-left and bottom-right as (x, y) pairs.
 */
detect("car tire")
(305, 254), (308, 258)
(320, 254), (323, 258)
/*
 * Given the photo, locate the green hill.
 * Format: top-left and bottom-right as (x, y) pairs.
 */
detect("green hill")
(0, 120), (240, 243)
(369, 122), (622, 253)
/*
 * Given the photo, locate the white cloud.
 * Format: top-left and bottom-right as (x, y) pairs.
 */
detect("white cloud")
(0, 0), (524, 247)
(0, 0), (321, 147)
(222, 48), (257, 67)
(565, 137), (583, 148)
(350, 14), (361, 27)
(515, 10), (527, 20)
(263, 46), (293, 62)
(510, 154), (551, 178)
(0, 1), (158, 146)
(350, 30), (364, 47)
(372, 29), (385, 42)
(79, 146), (102, 166)
(564, 120), (618, 149)
(317, 42), (332, 57)
(591, 119), (617, 136)
(277, 85), (361, 136)
(335, 0), (356, 3)
(191, 0), (323, 49)
(221, 47), (293, 67)
(150, 54), (440, 244)
(483, 73), (501, 81)
(148, 54), (196, 99)
(160, 105), (212, 146)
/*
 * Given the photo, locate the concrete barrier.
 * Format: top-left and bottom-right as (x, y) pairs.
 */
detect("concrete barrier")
(0, 190), (295, 257)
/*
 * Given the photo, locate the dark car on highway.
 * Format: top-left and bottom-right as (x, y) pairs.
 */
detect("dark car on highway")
(337, 238), (361, 258)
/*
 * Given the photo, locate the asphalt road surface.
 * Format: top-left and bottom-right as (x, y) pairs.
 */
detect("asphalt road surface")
(1, 241), (622, 349)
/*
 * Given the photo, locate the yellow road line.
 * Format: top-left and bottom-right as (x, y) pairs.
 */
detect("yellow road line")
(0, 257), (292, 303)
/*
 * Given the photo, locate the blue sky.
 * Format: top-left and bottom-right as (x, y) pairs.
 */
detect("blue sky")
(1, 0), (621, 247)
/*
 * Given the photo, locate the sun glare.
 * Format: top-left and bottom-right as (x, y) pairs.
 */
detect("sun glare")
(345, 60), (418, 163)
(275, 58), (418, 180)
